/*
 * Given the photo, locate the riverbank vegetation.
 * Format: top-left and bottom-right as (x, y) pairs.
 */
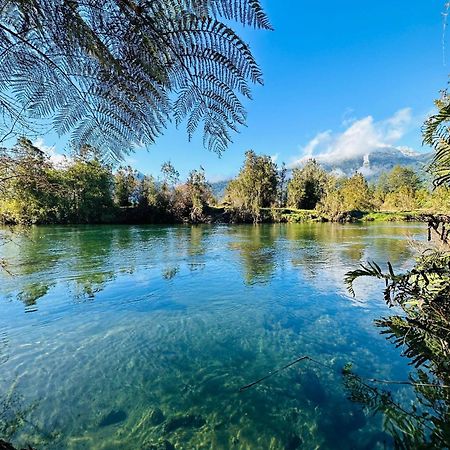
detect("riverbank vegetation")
(344, 91), (450, 448)
(0, 141), (447, 226)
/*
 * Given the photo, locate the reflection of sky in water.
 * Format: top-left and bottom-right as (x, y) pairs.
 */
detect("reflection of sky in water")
(0, 223), (426, 449)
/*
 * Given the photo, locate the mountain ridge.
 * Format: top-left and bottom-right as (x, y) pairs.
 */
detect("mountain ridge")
(208, 146), (433, 199)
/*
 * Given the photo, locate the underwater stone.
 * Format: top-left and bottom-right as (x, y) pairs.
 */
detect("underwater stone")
(302, 370), (327, 406)
(144, 440), (175, 450)
(0, 440), (37, 450)
(340, 407), (366, 432)
(285, 434), (303, 450)
(164, 414), (206, 433)
(149, 407), (165, 426)
(98, 409), (127, 427)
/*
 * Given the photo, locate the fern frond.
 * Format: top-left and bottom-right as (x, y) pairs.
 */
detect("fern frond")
(0, 0), (271, 159)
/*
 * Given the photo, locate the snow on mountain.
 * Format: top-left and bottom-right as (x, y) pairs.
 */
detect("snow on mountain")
(314, 146), (431, 180)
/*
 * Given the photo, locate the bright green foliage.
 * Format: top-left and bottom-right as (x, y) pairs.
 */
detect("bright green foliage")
(0, 139), (115, 224)
(0, 138), (54, 224)
(377, 165), (423, 195)
(375, 165), (423, 211)
(0, 142), (219, 224)
(172, 168), (213, 223)
(58, 157), (115, 223)
(287, 159), (328, 209)
(0, 0), (271, 158)
(114, 166), (139, 207)
(422, 186), (450, 213)
(317, 173), (373, 220)
(225, 150), (279, 222)
(340, 173), (373, 211)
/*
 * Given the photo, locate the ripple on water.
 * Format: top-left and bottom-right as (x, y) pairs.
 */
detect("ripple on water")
(0, 223), (423, 449)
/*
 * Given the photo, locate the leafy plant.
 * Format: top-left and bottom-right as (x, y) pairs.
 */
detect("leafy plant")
(345, 217), (450, 448)
(0, 0), (271, 159)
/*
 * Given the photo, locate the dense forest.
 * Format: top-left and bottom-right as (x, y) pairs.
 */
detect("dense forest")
(1, 139), (449, 226)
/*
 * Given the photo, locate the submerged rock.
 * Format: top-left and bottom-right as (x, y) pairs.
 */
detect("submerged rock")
(164, 414), (206, 433)
(285, 434), (303, 450)
(301, 370), (327, 406)
(0, 441), (36, 450)
(144, 440), (175, 450)
(149, 407), (165, 426)
(98, 409), (127, 427)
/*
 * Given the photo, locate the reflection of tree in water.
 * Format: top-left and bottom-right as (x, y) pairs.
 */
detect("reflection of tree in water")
(1, 227), (119, 306)
(16, 284), (52, 311)
(1, 227), (59, 308)
(229, 225), (277, 284)
(187, 226), (207, 257)
(186, 226), (208, 271)
(162, 265), (179, 280)
(287, 224), (415, 287)
(68, 227), (126, 299)
(287, 224), (365, 281)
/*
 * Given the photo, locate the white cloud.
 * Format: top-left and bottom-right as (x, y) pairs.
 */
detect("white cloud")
(290, 108), (416, 168)
(207, 173), (233, 183)
(271, 153), (280, 163)
(302, 131), (332, 158)
(33, 138), (68, 167)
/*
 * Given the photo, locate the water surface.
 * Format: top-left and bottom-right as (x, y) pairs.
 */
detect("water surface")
(0, 223), (426, 449)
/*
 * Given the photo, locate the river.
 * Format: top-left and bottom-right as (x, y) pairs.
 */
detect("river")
(0, 223), (426, 449)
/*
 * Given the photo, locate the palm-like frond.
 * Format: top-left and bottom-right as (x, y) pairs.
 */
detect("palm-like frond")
(0, 0), (271, 160)
(346, 248), (450, 376)
(423, 91), (450, 186)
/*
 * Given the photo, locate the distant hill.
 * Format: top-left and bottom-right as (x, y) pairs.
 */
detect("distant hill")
(209, 180), (230, 200)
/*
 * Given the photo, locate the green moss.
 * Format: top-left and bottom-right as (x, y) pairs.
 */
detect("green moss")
(363, 211), (422, 222)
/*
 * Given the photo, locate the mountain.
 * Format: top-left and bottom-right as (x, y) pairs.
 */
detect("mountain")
(208, 147), (432, 200)
(311, 146), (432, 181)
(209, 180), (230, 200)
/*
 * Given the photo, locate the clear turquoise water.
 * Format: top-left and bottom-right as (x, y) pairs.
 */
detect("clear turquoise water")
(0, 223), (426, 449)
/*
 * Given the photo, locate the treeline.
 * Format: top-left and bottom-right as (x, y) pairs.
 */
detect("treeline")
(225, 150), (450, 222)
(0, 138), (213, 225)
(1, 140), (450, 225)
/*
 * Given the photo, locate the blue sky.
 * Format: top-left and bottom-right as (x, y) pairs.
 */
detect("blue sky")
(42, 1), (449, 181)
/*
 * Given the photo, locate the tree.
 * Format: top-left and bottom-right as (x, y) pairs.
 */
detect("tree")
(0, 138), (54, 224)
(317, 172), (373, 220)
(278, 162), (288, 207)
(60, 156), (115, 223)
(340, 173), (373, 211)
(0, 138), (115, 223)
(287, 159), (328, 210)
(172, 167), (213, 223)
(114, 166), (138, 207)
(161, 162), (180, 187)
(0, 0), (271, 159)
(225, 150), (278, 222)
(373, 166), (423, 211)
(377, 165), (422, 195)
